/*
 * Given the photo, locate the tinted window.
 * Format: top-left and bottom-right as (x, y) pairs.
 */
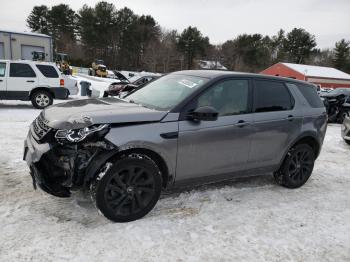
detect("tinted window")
(36, 65), (59, 78)
(198, 79), (249, 116)
(254, 80), (293, 112)
(10, 63), (36, 77)
(0, 63), (5, 77)
(291, 83), (324, 108)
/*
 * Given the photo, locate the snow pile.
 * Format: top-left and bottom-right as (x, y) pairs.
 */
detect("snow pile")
(0, 104), (350, 261)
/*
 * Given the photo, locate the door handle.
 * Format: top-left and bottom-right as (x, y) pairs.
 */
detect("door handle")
(0, 79), (3, 82)
(287, 115), (295, 121)
(236, 120), (248, 128)
(26, 80), (35, 83)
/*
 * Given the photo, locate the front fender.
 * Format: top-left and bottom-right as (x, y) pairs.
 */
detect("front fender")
(104, 122), (179, 181)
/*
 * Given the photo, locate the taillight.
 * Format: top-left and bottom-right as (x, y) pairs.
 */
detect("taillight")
(60, 79), (64, 86)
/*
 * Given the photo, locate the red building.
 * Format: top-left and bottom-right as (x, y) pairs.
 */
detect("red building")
(261, 62), (350, 88)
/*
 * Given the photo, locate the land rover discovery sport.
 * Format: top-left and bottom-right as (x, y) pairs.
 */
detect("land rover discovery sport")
(24, 70), (327, 222)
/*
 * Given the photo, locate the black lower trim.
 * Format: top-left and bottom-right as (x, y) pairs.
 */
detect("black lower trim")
(0, 91), (29, 100)
(50, 87), (69, 99)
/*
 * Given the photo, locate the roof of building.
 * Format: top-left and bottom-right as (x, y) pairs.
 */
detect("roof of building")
(282, 62), (350, 80)
(0, 29), (51, 38)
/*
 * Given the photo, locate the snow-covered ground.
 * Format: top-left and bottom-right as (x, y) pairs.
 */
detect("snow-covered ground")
(1, 101), (350, 261)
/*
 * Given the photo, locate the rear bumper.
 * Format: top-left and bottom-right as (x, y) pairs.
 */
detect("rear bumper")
(51, 87), (69, 99)
(341, 117), (350, 141)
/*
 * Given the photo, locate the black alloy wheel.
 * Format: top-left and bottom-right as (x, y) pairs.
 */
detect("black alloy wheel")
(274, 144), (315, 188)
(93, 156), (162, 222)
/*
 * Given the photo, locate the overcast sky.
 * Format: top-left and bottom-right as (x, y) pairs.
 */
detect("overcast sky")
(0, 0), (349, 48)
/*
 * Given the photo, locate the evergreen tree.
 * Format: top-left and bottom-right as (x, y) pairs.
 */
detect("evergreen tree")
(26, 5), (50, 34)
(177, 26), (210, 69)
(283, 28), (316, 64)
(333, 39), (350, 73)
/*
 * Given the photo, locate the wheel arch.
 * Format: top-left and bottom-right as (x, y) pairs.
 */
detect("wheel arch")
(278, 132), (321, 170)
(30, 86), (55, 99)
(85, 147), (171, 189)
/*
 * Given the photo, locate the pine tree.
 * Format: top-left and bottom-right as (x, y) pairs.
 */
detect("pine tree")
(334, 39), (350, 73)
(26, 5), (50, 34)
(283, 28), (316, 64)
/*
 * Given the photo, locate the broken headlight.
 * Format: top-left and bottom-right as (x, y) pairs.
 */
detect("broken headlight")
(55, 124), (110, 143)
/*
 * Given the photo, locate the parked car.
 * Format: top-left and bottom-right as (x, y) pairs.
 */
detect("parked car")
(0, 60), (69, 108)
(321, 88), (350, 123)
(341, 116), (350, 145)
(104, 75), (159, 97)
(24, 70), (327, 222)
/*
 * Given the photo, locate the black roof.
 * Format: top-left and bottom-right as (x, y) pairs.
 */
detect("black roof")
(172, 70), (315, 86)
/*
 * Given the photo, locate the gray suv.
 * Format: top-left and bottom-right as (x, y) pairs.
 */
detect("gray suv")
(24, 70), (327, 222)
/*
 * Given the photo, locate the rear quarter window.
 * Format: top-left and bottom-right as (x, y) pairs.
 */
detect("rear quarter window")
(290, 83), (324, 108)
(36, 65), (59, 78)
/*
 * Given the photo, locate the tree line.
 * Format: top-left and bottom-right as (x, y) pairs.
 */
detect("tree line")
(27, 1), (350, 73)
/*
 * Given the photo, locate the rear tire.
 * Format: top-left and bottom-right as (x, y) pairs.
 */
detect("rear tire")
(274, 144), (315, 188)
(92, 155), (162, 222)
(31, 90), (53, 109)
(345, 139), (350, 145)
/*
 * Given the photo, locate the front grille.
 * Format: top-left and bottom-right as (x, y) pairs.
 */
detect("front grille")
(31, 113), (52, 141)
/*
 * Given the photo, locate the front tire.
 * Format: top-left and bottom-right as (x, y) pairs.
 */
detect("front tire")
(274, 144), (315, 188)
(92, 155), (162, 222)
(31, 90), (53, 109)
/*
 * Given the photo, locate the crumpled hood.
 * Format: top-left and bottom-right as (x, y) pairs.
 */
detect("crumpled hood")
(42, 97), (168, 130)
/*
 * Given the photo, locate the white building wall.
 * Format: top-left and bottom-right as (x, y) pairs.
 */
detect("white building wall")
(0, 31), (52, 61)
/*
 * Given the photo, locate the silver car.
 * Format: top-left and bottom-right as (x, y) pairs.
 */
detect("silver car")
(342, 116), (350, 145)
(24, 70), (327, 222)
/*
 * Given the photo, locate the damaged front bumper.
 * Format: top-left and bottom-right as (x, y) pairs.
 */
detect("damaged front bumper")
(24, 116), (117, 198)
(24, 131), (72, 197)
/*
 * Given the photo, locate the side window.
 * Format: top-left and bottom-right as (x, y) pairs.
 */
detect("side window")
(36, 65), (59, 78)
(0, 63), (6, 77)
(197, 79), (249, 116)
(253, 80), (293, 112)
(290, 83), (324, 108)
(10, 63), (36, 78)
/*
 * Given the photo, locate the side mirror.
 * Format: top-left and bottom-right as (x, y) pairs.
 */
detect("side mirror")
(188, 106), (219, 121)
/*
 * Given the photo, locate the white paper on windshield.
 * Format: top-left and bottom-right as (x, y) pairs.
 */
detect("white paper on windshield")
(179, 79), (198, 88)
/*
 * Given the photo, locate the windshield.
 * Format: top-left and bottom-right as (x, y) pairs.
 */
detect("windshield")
(126, 74), (209, 111)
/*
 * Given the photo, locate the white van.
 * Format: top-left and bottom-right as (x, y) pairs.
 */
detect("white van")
(0, 60), (69, 108)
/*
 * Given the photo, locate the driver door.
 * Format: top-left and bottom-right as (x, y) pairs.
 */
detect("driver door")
(176, 78), (253, 181)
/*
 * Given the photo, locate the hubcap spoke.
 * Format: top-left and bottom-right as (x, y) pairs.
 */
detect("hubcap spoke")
(136, 177), (154, 186)
(107, 184), (124, 194)
(137, 186), (154, 193)
(135, 191), (144, 208)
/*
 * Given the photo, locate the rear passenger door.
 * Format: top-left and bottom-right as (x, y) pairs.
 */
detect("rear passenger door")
(0, 62), (7, 99)
(6, 63), (38, 100)
(248, 79), (303, 169)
